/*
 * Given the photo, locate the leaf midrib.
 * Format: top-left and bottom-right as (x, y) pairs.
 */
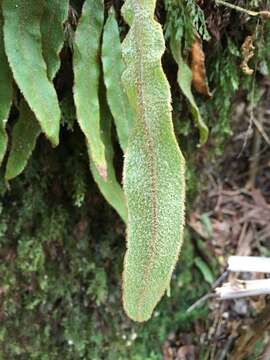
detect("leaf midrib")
(128, 0), (159, 321)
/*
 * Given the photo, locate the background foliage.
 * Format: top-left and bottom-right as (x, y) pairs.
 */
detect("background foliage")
(0, 135), (208, 359)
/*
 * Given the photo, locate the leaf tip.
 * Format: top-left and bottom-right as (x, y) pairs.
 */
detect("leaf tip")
(122, 296), (153, 323)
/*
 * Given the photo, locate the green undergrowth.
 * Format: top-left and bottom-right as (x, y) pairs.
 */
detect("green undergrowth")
(165, 0), (270, 157)
(0, 128), (208, 359)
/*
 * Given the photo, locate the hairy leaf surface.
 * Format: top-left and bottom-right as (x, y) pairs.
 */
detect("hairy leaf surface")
(90, 84), (127, 223)
(102, 8), (134, 152)
(73, 0), (107, 179)
(122, 0), (185, 322)
(41, 0), (69, 80)
(6, 100), (41, 180)
(2, 0), (61, 146)
(0, 9), (12, 166)
(170, 36), (208, 145)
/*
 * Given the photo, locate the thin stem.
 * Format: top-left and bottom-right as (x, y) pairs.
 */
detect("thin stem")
(215, 0), (270, 18)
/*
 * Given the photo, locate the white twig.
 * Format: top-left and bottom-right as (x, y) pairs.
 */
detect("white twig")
(216, 279), (270, 299)
(186, 293), (216, 313)
(186, 257), (270, 311)
(228, 256), (270, 273)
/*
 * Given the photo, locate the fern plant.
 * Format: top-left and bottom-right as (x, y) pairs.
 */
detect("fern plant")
(1, 0), (269, 324)
(1, 0), (231, 322)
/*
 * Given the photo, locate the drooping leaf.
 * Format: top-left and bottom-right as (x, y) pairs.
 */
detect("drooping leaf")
(73, 0), (107, 179)
(170, 36), (209, 145)
(200, 213), (213, 238)
(194, 257), (214, 285)
(5, 99), (41, 181)
(0, 9), (12, 166)
(2, 0), (61, 147)
(121, 0), (186, 322)
(102, 7), (134, 152)
(90, 83), (127, 223)
(41, 0), (69, 80)
(191, 35), (212, 97)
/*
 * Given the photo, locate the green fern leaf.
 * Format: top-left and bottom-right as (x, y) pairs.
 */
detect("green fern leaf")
(73, 0), (107, 179)
(121, 0), (185, 322)
(5, 99), (41, 181)
(90, 83), (127, 223)
(41, 0), (69, 80)
(2, 0), (61, 147)
(170, 36), (208, 145)
(0, 9), (12, 166)
(102, 7), (134, 152)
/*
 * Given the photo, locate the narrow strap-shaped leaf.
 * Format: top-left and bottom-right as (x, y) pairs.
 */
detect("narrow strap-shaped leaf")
(73, 0), (107, 179)
(122, 0), (186, 322)
(2, 0), (61, 146)
(5, 100), (41, 181)
(102, 8), (134, 152)
(41, 0), (69, 80)
(0, 9), (12, 166)
(90, 84), (127, 223)
(170, 36), (209, 145)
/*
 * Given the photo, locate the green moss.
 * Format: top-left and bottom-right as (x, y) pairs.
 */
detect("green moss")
(0, 129), (209, 359)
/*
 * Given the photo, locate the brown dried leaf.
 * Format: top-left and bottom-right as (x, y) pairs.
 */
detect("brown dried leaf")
(177, 345), (198, 360)
(240, 35), (255, 76)
(163, 340), (174, 360)
(188, 213), (209, 239)
(236, 224), (253, 257)
(250, 189), (270, 209)
(191, 35), (212, 98)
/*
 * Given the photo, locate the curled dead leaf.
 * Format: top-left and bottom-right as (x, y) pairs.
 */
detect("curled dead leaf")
(191, 35), (212, 98)
(240, 35), (255, 76)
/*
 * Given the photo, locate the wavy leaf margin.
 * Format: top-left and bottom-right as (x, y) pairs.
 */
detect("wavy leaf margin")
(121, 0), (186, 322)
